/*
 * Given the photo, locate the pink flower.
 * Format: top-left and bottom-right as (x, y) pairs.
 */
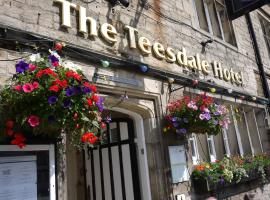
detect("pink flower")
(22, 83), (34, 93)
(14, 85), (22, 91)
(32, 81), (39, 89)
(29, 64), (37, 72)
(27, 115), (40, 127)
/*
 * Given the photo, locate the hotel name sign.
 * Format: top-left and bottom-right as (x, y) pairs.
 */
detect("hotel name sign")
(54, 0), (244, 85)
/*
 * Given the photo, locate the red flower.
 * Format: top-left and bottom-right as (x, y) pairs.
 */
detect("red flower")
(101, 122), (106, 129)
(66, 70), (75, 78)
(6, 120), (14, 129)
(22, 83), (34, 93)
(6, 129), (14, 136)
(87, 98), (93, 106)
(52, 61), (59, 67)
(73, 112), (78, 120)
(60, 80), (68, 88)
(11, 133), (26, 149)
(36, 70), (43, 78)
(81, 132), (98, 144)
(83, 82), (91, 88)
(49, 85), (60, 92)
(14, 85), (22, 91)
(27, 115), (40, 127)
(75, 124), (80, 129)
(29, 64), (37, 72)
(90, 85), (97, 93)
(73, 73), (82, 81)
(92, 94), (99, 103)
(32, 81), (39, 89)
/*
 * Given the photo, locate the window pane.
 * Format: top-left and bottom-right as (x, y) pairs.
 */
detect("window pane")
(205, 0), (222, 38)
(259, 15), (270, 58)
(216, 1), (236, 45)
(194, 0), (209, 32)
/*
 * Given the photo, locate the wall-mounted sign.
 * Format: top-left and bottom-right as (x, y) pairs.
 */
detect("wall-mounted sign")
(226, 0), (270, 20)
(53, 0), (244, 86)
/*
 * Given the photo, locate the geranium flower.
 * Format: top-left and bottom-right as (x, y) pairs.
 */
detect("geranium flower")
(6, 129), (14, 136)
(11, 133), (26, 149)
(81, 132), (98, 144)
(13, 85), (21, 91)
(15, 60), (29, 73)
(87, 98), (93, 106)
(196, 165), (205, 171)
(50, 85), (60, 92)
(27, 115), (40, 127)
(6, 120), (14, 128)
(92, 94), (99, 103)
(48, 96), (58, 104)
(22, 83), (34, 93)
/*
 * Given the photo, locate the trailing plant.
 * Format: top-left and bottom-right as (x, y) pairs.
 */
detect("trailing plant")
(164, 93), (230, 136)
(0, 49), (106, 148)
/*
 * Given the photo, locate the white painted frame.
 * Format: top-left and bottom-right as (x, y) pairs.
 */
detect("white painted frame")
(108, 107), (152, 200)
(0, 145), (56, 200)
(253, 108), (264, 153)
(230, 105), (244, 156)
(207, 135), (217, 162)
(189, 134), (200, 165)
(222, 128), (231, 157)
(242, 108), (255, 156)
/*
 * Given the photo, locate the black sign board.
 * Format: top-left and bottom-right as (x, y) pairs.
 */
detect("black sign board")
(226, 0), (270, 20)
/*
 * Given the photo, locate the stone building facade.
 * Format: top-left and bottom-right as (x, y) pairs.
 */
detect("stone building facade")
(0, 0), (270, 200)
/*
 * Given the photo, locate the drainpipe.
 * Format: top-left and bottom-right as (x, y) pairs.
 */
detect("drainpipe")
(245, 13), (270, 100)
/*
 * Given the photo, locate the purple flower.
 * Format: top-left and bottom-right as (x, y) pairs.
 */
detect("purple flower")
(176, 128), (187, 135)
(96, 97), (104, 112)
(214, 111), (221, 116)
(173, 122), (179, 128)
(171, 117), (178, 122)
(63, 99), (72, 108)
(183, 118), (189, 123)
(105, 116), (112, 123)
(213, 120), (218, 125)
(83, 87), (92, 94)
(48, 96), (58, 104)
(74, 86), (82, 95)
(219, 178), (225, 185)
(204, 113), (211, 120)
(48, 55), (59, 63)
(48, 115), (56, 123)
(66, 87), (75, 97)
(16, 60), (29, 73)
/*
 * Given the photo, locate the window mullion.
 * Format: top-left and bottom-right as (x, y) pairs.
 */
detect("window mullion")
(222, 128), (231, 157)
(242, 108), (255, 156)
(253, 108), (264, 153)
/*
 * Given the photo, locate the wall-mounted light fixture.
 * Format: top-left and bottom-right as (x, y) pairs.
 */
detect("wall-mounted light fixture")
(200, 39), (213, 53)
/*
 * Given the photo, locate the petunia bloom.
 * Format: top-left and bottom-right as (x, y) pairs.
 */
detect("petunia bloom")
(32, 81), (39, 89)
(27, 115), (40, 127)
(15, 60), (29, 73)
(22, 83), (34, 93)
(48, 96), (58, 104)
(14, 85), (22, 91)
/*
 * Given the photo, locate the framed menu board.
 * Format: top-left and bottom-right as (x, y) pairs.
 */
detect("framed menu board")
(0, 145), (56, 200)
(0, 156), (37, 200)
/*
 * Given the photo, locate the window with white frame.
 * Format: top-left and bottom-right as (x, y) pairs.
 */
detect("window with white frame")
(189, 134), (200, 165)
(193, 0), (236, 45)
(259, 14), (270, 58)
(207, 135), (217, 162)
(0, 145), (56, 200)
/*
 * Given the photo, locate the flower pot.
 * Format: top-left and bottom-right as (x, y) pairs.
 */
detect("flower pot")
(192, 178), (215, 193)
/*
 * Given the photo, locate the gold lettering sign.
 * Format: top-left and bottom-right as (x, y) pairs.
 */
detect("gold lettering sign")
(53, 0), (244, 86)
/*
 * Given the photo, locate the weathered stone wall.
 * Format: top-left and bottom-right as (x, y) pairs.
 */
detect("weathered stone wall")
(0, 0), (267, 96)
(1, 1), (270, 200)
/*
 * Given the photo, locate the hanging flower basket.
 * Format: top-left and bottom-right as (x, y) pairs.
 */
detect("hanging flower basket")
(0, 49), (106, 149)
(164, 94), (230, 136)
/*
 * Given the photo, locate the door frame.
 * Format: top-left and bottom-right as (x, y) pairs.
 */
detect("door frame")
(0, 144), (56, 200)
(108, 107), (152, 200)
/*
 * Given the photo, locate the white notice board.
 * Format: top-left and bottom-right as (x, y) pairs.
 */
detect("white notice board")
(168, 146), (189, 183)
(0, 156), (37, 200)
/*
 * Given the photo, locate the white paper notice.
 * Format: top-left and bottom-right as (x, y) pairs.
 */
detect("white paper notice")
(0, 156), (37, 200)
